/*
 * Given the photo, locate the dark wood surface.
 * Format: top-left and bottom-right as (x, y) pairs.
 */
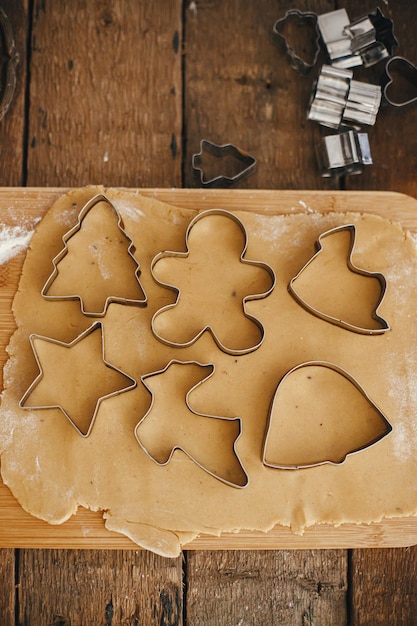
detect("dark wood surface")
(0, 1), (417, 623)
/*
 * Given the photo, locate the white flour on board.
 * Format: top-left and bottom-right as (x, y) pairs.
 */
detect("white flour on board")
(0, 225), (36, 265)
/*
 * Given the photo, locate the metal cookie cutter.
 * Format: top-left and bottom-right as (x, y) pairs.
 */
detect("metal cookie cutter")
(150, 208), (276, 356)
(272, 9), (321, 74)
(19, 321), (137, 437)
(0, 5), (19, 122)
(316, 129), (372, 178)
(42, 193), (147, 316)
(383, 56), (417, 108)
(308, 65), (382, 129)
(135, 359), (249, 489)
(262, 361), (393, 470)
(288, 224), (390, 334)
(317, 7), (397, 70)
(192, 139), (256, 188)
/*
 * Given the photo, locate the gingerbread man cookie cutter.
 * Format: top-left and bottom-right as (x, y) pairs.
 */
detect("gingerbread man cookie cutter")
(150, 208), (276, 355)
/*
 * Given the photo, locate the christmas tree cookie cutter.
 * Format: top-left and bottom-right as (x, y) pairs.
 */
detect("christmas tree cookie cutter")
(192, 139), (256, 188)
(135, 359), (249, 489)
(150, 208), (276, 355)
(19, 321), (137, 437)
(41, 193), (147, 316)
(262, 360), (393, 470)
(288, 224), (390, 334)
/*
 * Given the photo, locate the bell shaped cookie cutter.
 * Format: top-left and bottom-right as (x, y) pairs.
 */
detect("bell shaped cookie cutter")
(19, 321), (137, 437)
(135, 359), (249, 489)
(262, 360), (393, 470)
(288, 224), (390, 335)
(41, 193), (147, 316)
(150, 208), (276, 355)
(192, 139), (256, 188)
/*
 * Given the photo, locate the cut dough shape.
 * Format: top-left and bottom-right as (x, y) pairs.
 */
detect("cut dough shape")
(263, 361), (392, 469)
(289, 224), (389, 334)
(20, 322), (137, 437)
(42, 194), (147, 316)
(151, 209), (275, 354)
(135, 360), (248, 488)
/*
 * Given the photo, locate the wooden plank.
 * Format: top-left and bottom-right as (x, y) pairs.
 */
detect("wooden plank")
(0, 1), (28, 622)
(341, 3), (417, 624)
(184, 0), (336, 190)
(17, 0), (185, 622)
(27, 0), (182, 188)
(17, 549), (182, 626)
(0, 546), (14, 626)
(350, 547), (417, 626)
(185, 550), (347, 625)
(0, 0), (28, 186)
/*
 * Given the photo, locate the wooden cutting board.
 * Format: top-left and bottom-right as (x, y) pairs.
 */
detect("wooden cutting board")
(1, 187), (417, 550)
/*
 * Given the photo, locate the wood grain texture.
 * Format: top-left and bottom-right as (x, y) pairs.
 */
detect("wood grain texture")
(184, 0), (336, 190)
(0, 0), (28, 186)
(350, 547), (417, 626)
(27, 0), (182, 188)
(17, 549), (182, 626)
(0, 547), (15, 626)
(186, 550), (347, 626)
(341, 3), (417, 623)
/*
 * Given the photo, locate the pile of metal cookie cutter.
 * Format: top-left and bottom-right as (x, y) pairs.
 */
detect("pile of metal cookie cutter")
(273, 6), (417, 178)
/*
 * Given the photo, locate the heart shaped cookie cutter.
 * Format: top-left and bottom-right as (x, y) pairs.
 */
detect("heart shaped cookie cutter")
(383, 56), (417, 107)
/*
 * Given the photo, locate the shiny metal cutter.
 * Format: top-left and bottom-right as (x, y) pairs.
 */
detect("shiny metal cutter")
(192, 139), (256, 188)
(272, 9), (321, 74)
(288, 224), (390, 335)
(42, 193), (147, 316)
(383, 56), (417, 108)
(262, 360), (393, 470)
(19, 321), (137, 437)
(150, 208), (276, 355)
(135, 359), (249, 489)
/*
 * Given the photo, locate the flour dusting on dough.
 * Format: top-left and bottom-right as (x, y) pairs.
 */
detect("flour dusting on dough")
(115, 200), (145, 223)
(0, 225), (35, 264)
(89, 240), (112, 279)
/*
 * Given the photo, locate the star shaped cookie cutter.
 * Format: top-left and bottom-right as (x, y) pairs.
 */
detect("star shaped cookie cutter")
(19, 321), (137, 437)
(135, 359), (249, 489)
(42, 193), (147, 316)
(192, 139), (256, 188)
(288, 224), (390, 335)
(150, 208), (276, 355)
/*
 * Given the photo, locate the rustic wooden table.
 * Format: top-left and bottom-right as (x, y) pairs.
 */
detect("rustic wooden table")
(1, 1), (417, 624)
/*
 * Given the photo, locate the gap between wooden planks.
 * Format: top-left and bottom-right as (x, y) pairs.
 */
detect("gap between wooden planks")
(1, 187), (417, 550)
